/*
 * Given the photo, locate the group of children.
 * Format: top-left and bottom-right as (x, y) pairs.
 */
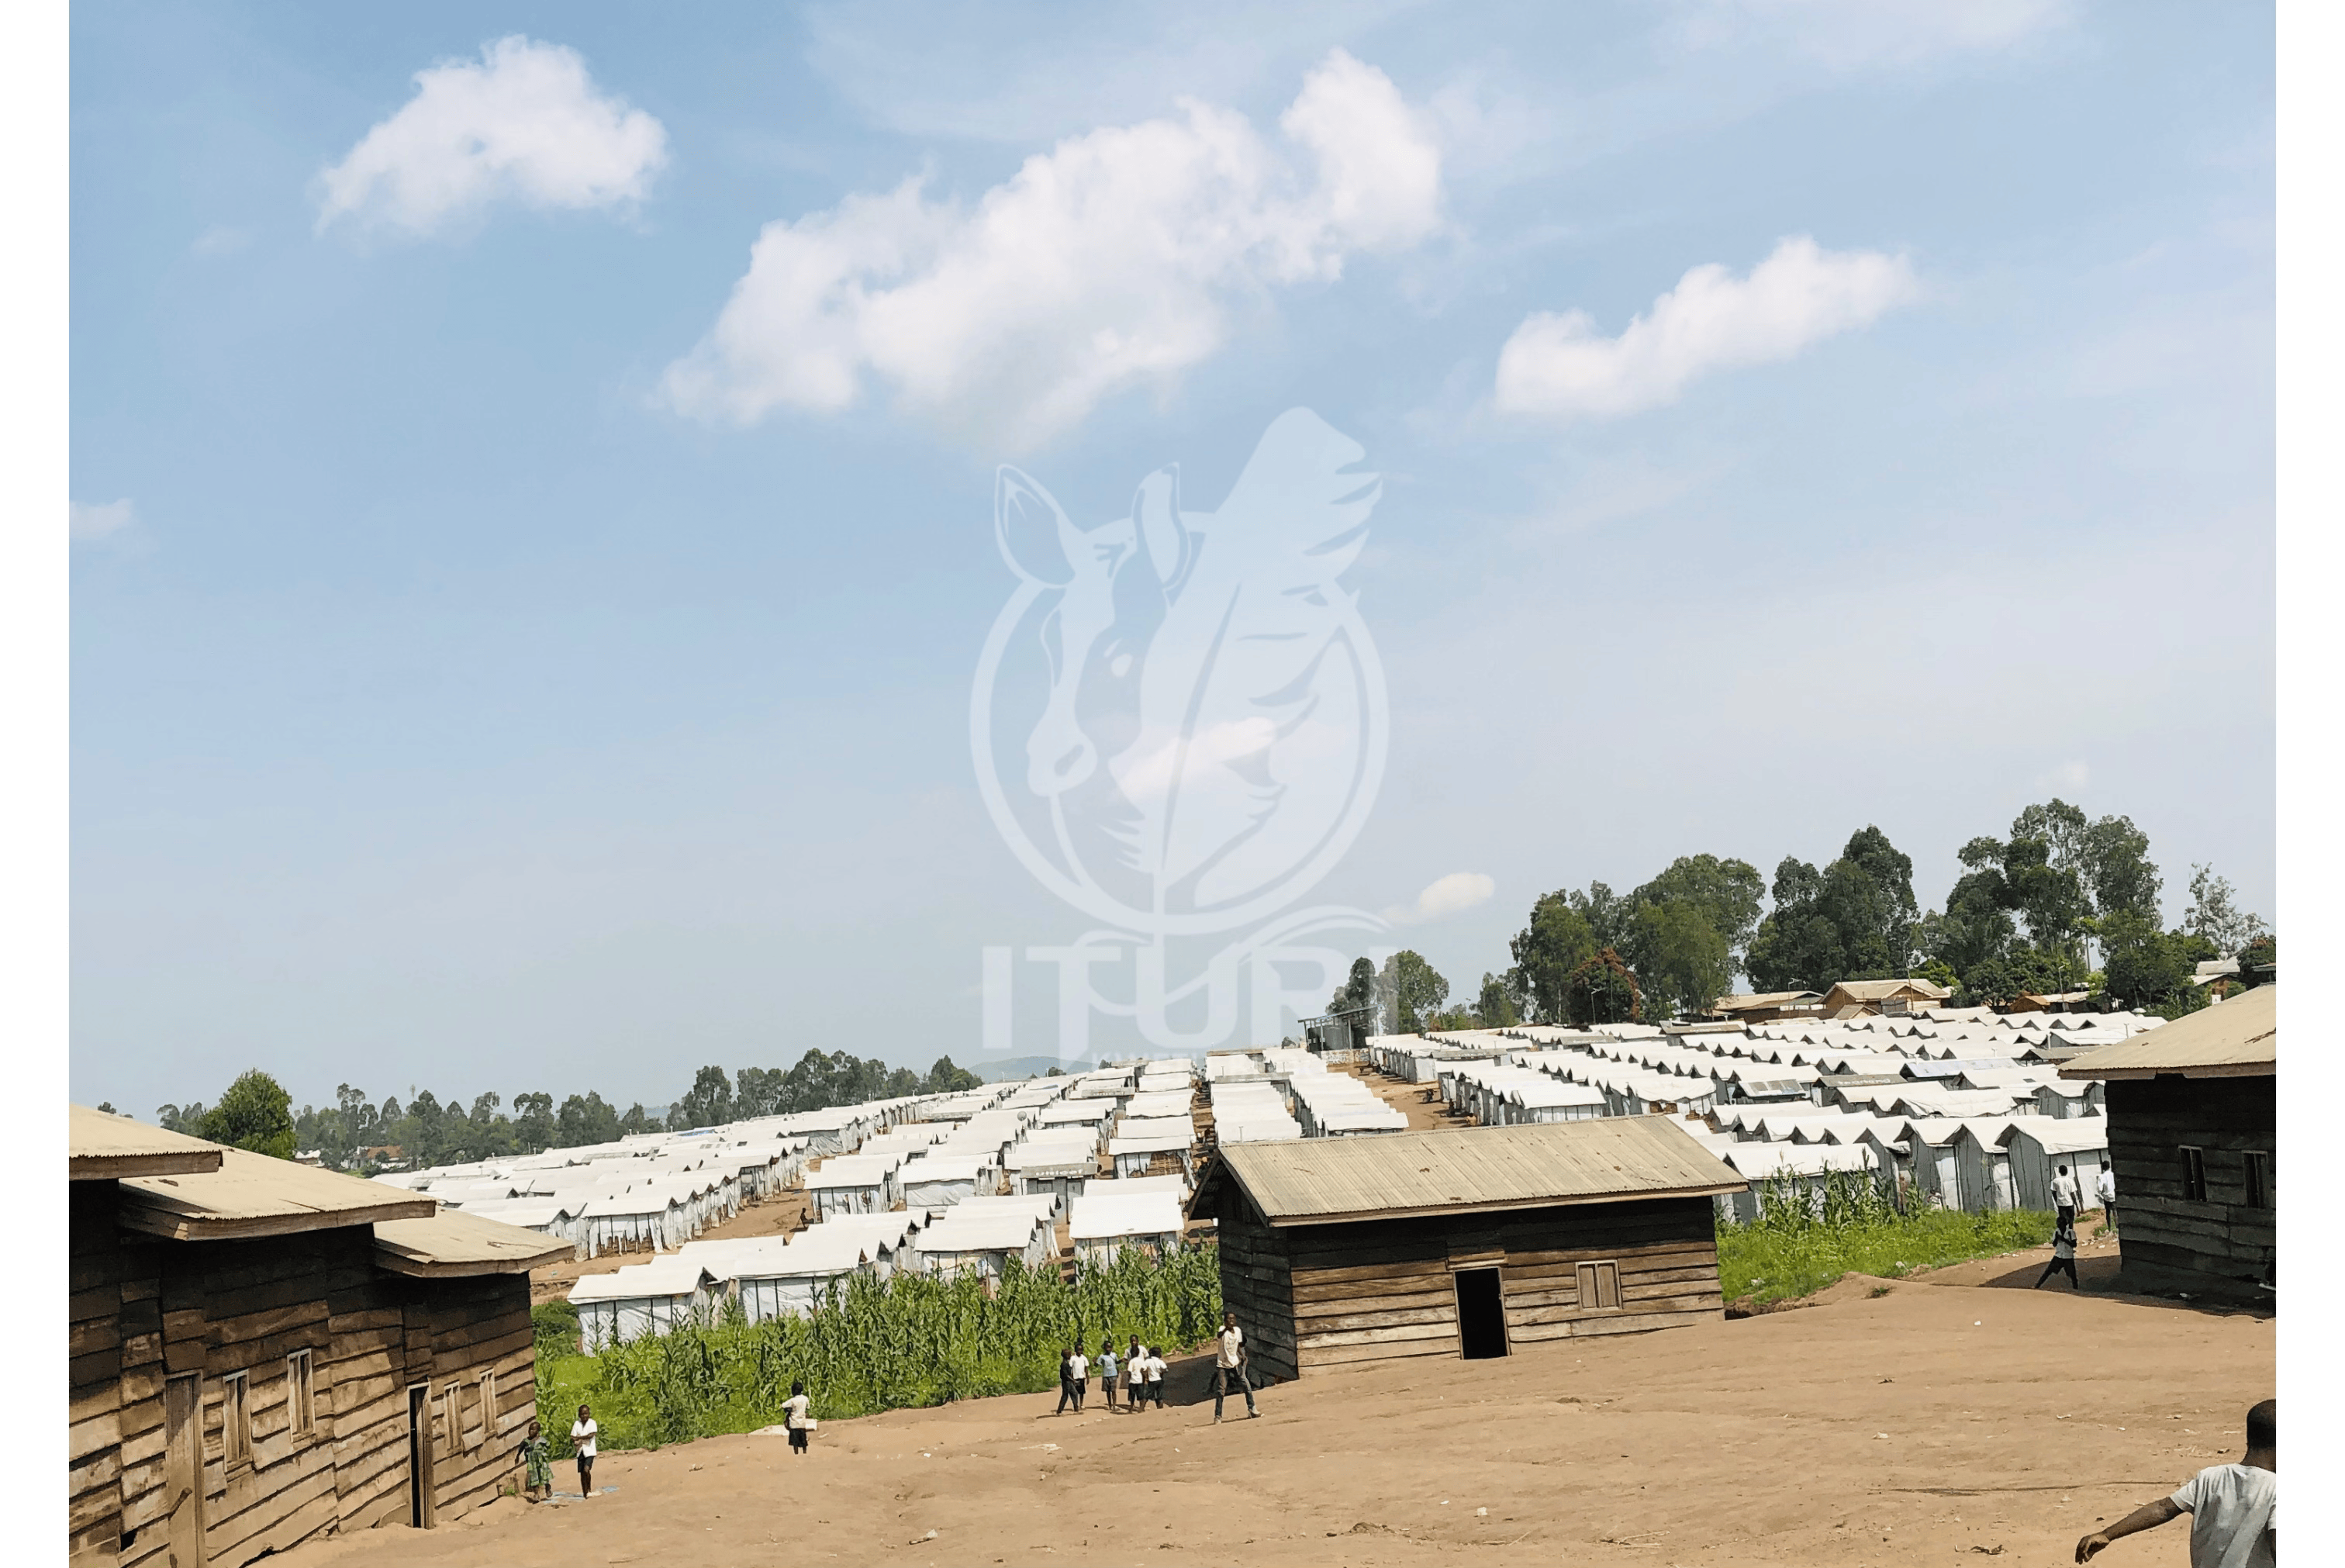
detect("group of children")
(1056, 1336), (1169, 1413)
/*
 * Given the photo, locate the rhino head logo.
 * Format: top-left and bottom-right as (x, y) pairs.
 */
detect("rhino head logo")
(972, 408), (1388, 935)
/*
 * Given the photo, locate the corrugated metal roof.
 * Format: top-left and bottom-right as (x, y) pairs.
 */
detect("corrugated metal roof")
(1200, 1119), (1743, 1228)
(118, 1145), (437, 1241)
(372, 1207), (574, 1276)
(70, 1103), (224, 1180)
(2057, 986), (2275, 1080)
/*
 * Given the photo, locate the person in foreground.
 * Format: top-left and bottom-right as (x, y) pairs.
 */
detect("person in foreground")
(2077, 1397), (2273, 1566)
(783, 1379), (813, 1456)
(1211, 1310), (1259, 1422)
(521, 1418), (551, 1501)
(570, 1402), (598, 1499)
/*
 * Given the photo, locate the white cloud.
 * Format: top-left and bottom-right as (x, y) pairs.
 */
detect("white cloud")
(1383, 870), (1495, 925)
(1673, 0), (2073, 69)
(71, 499), (136, 542)
(1494, 236), (1918, 421)
(661, 49), (1442, 449)
(316, 36), (667, 237)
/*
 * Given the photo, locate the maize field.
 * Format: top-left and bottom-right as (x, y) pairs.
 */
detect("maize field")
(538, 1242), (1223, 1454)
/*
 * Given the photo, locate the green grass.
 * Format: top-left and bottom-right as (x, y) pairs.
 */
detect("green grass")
(1718, 1203), (2056, 1308)
(534, 1244), (1222, 1456)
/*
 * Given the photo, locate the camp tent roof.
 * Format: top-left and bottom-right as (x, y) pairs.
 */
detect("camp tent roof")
(372, 1207), (574, 1277)
(1997, 1119), (2111, 1155)
(116, 1145), (437, 1241)
(1196, 1120), (1742, 1228)
(70, 1104), (225, 1181)
(2057, 986), (2276, 1080)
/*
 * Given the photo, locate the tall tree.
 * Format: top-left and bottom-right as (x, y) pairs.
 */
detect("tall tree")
(1564, 948), (1642, 1026)
(1743, 827), (1920, 990)
(670, 1066), (735, 1131)
(2183, 864), (2269, 955)
(202, 1069), (298, 1160)
(511, 1091), (555, 1154)
(1326, 956), (1378, 1018)
(1386, 950), (1450, 1034)
(1625, 900), (1734, 1017)
(1508, 892), (1598, 1024)
(2080, 814), (2161, 922)
(1474, 971), (1520, 1028)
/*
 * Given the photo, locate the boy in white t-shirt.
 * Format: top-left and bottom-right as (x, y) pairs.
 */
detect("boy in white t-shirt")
(569, 1402), (599, 1498)
(1068, 1349), (1090, 1411)
(2077, 1398), (2274, 1568)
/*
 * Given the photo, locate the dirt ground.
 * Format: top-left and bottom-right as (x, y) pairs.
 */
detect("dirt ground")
(1338, 1062), (1470, 1131)
(275, 1269), (2271, 1568)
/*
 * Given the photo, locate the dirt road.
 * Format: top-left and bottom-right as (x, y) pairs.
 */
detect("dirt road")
(275, 1273), (2272, 1568)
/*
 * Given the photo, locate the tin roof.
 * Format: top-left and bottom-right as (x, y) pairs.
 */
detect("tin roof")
(118, 1145), (437, 1241)
(70, 1104), (225, 1181)
(372, 1207), (574, 1277)
(1196, 1120), (1743, 1228)
(2057, 986), (2275, 1080)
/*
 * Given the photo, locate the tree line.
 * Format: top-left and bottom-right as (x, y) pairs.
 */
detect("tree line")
(1329, 797), (2270, 1034)
(156, 1049), (986, 1171)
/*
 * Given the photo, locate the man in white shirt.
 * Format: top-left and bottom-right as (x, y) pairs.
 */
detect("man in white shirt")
(2077, 1398), (2273, 1567)
(2095, 1161), (2118, 1235)
(1068, 1348), (1090, 1412)
(2050, 1164), (2081, 1231)
(1210, 1311), (1259, 1421)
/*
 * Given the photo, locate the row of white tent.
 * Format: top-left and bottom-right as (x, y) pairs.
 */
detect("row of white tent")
(561, 1060), (1207, 1345)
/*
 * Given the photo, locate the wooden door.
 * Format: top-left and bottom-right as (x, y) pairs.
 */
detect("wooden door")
(161, 1373), (203, 1568)
(406, 1383), (435, 1528)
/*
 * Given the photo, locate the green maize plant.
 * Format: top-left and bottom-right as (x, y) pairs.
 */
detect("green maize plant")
(537, 1241), (1225, 1453)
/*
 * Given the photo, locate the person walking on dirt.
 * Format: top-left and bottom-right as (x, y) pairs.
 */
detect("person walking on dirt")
(1211, 1311), (1259, 1422)
(1069, 1345), (1090, 1411)
(2051, 1163), (2081, 1231)
(2096, 1161), (2118, 1235)
(783, 1380), (812, 1456)
(1055, 1348), (1079, 1415)
(1128, 1336), (1146, 1410)
(570, 1403), (598, 1498)
(1097, 1338), (1121, 1411)
(2076, 1397), (2273, 1566)
(2034, 1221), (2081, 1290)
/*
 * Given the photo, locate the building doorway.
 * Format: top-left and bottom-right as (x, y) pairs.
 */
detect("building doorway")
(1453, 1267), (1509, 1359)
(161, 1372), (204, 1567)
(406, 1383), (435, 1528)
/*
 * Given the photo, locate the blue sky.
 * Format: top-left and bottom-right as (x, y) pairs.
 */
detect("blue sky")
(70, 1), (2274, 1114)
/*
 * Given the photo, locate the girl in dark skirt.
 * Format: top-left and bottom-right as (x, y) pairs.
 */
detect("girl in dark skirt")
(783, 1380), (812, 1454)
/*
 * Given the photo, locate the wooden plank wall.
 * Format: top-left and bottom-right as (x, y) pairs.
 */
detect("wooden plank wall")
(1213, 1202), (1297, 1383)
(68, 1183), (538, 1568)
(1212, 1193), (1723, 1379)
(2106, 1075), (2277, 1293)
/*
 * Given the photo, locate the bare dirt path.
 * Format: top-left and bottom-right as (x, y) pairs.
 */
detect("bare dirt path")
(275, 1276), (2273, 1568)
(1338, 1062), (1468, 1131)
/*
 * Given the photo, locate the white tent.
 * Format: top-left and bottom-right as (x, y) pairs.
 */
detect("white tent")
(570, 1256), (717, 1347)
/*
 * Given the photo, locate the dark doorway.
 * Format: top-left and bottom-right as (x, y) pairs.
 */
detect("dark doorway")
(1454, 1267), (1508, 1359)
(406, 1383), (434, 1528)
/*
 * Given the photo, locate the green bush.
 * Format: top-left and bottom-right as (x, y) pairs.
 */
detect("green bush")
(537, 1244), (1222, 1455)
(1718, 1175), (2055, 1308)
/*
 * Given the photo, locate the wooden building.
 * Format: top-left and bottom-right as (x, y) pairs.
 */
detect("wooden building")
(69, 1106), (570, 1567)
(1817, 977), (1955, 1018)
(1188, 1119), (1743, 1380)
(2059, 986), (2276, 1297)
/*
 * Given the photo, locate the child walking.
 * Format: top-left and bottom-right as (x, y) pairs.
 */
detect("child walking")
(783, 1380), (813, 1456)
